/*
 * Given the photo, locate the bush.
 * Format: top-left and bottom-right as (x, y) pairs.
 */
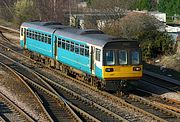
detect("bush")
(14, 0), (38, 26)
(139, 31), (175, 61)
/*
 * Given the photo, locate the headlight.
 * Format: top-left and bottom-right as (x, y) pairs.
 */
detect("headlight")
(105, 68), (114, 72)
(133, 67), (141, 71)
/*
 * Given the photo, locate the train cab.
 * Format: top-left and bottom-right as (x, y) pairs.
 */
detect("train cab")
(101, 40), (143, 90)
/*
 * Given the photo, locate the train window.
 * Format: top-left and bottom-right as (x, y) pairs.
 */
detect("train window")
(42, 34), (44, 42)
(21, 28), (23, 36)
(32, 31), (35, 39)
(66, 41), (70, 50)
(96, 48), (101, 61)
(39, 33), (42, 41)
(27, 30), (29, 37)
(35, 32), (38, 40)
(44, 35), (48, 43)
(58, 41), (61, 47)
(119, 50), (127, 65)
(131, 51), (139, 65)
(70, 42), (75, 52)
(58, 38), (61, 47)
(75, 43), (79, 54)
(85, 46), (89, 57)
(80, 44), (85, 55)
(29, 30), (32, 38)
(62, 39), (65, 49)
(105, 50), (115, 65)
(37, 33), (40, 41)
(48, 35), (51, 44)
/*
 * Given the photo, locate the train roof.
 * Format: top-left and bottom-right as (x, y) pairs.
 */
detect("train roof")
(22, 21), (137, 47)
(54, 28), (137, 47)
(21, 21), (68, 33)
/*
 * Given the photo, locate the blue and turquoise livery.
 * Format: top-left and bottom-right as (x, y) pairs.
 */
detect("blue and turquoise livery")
(20, 21), (142, 91)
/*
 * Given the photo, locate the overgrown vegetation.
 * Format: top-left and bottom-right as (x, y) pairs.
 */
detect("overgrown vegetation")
(139, 31), (175, 61)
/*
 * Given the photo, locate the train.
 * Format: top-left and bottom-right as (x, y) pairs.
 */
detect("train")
(20, 21), (142, 91)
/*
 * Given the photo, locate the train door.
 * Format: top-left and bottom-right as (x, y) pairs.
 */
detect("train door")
(90, 46), (95, 75)
(54, 36), (58, 60)
(20, 27), (26, 48)
(24, 28), (27, 48)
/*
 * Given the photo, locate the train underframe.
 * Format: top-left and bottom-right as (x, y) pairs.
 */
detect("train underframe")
(24, 50), (133, 91)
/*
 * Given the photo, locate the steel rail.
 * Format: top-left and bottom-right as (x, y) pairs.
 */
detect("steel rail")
(0, 116), (6, 122)
(0, 61), (54, 122)
(127, 94), (180, 119)
(136, 88), (180, 112)
(0, 49), (127, 122)
(0, 92), (35, 122)
(0, 52), (82, 122)
(17, 72), (98, 122)
(36, 72), (128, 122)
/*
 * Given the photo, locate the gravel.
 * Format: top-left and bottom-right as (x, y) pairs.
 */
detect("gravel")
(0, 64), (49, 121)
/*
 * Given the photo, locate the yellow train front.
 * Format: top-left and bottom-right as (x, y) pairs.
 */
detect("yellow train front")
(99, 40), (142, 91)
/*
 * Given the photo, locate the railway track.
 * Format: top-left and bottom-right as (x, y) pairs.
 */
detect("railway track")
(0, 39), (128, 121)
(0, 92), (35, 122)
(0, 52), (88, 122)
(0, 63), (36, 122)
(142, 74), (180, 93)
(116, 89), (180, 122)
(132, 89), (180, 112)
(1, 25), (180, 121)
(17, 73), (84, 122)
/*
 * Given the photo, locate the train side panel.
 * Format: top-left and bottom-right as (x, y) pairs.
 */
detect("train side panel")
(25, 28), (54, 58)
(56, 35), (91, 74)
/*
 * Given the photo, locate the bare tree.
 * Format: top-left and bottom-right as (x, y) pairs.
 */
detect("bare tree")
(102, 12), (162, 38)
(0, 0), (17, 21)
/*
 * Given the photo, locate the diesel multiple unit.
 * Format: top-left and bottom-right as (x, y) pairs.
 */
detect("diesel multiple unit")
(20, 21), (142, 91)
